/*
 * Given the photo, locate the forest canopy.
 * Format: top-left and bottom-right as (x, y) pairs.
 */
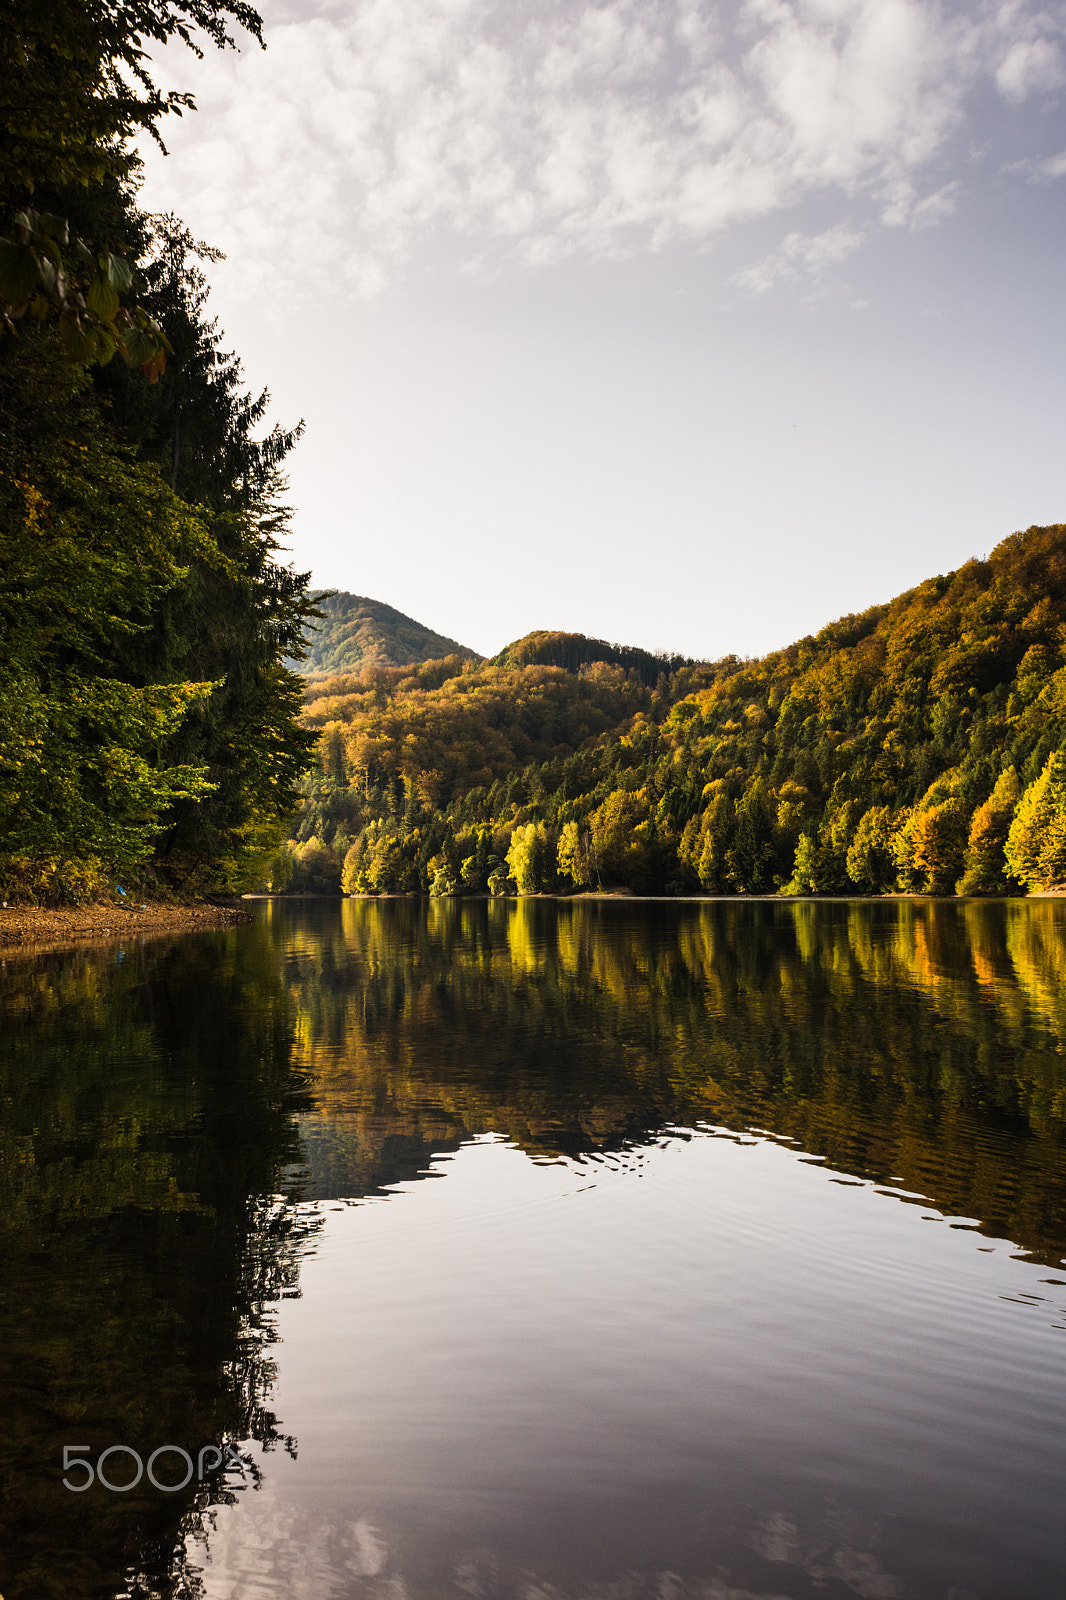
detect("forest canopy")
(282, 525), (1066, 902)
(1, 0), (318, 901)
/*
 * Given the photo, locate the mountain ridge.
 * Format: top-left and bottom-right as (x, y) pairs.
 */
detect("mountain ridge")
(298, 592), (481, 676)
(300, 597), (696, 688)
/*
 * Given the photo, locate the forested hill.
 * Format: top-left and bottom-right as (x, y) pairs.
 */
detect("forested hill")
(280, 523), (1066, 900)
(492, 630), (696, 686)
(299, 593), (480, 676)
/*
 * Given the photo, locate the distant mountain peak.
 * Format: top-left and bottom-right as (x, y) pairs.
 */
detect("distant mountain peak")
(298, 592), (481, 676)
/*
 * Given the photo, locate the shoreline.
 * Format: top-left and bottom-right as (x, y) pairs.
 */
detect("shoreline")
(0, 899), (254, 960)
(4, 887), (1062, 958)
(258, 888), (1066, 903)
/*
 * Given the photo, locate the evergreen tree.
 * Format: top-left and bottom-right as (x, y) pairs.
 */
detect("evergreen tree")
(0, 5), (320, 898)
(728, 776), (776, 893)
(0, 334), (216, 898)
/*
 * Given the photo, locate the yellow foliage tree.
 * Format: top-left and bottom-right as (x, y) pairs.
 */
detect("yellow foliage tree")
(1005, 753), (1066, 890)
(506, 822), (551, 895)
(957, 767), (1021, 894)
(910, 798), (969, 894)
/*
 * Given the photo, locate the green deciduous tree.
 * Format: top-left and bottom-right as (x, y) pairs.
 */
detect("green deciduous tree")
(0, 335), (219, 896)
(957, 767), (1021, 895)
(846, 806), (895, 893)
(589, 788), (657, 891)
(557, 819), (594, 889)
(1005, 752), (1066, 891)
(784, 832), (818, 897)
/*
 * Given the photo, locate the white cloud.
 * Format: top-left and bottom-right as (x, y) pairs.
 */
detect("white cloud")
(732, 219), (866, 291)
(878, 176), (960, 227)
(137, 0), (1066, 304)
(1027, 146), (1066, 176)
(999, 142), (1066, 179)
(996, 35), (1066, 101)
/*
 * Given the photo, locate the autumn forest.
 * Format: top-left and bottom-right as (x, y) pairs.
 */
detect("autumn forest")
(283, 523), (1066, 902)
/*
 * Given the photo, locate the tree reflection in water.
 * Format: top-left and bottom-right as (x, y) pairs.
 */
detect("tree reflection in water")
(3, 897), (1066, 1598)
(279, 897), (1066, 1261)
(0, 924), (318, 1600)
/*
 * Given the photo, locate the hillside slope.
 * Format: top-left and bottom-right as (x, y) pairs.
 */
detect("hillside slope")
(281, 525), (1066, 900)
(493, 630), (696, 686)
(300, 592), (480, 676)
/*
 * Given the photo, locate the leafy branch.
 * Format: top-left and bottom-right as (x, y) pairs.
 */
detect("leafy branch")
(0, 208), (171, 379)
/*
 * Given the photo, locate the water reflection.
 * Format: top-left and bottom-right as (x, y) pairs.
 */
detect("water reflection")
(190, 1125), (1066, 1600)
(0, 926), (316, 1600)
(3, 899), (1066, 1599)
(277, 897), (1066, 1261)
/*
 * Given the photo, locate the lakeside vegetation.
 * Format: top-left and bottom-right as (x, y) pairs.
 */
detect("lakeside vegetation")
(1, 0), (318, 903)
(283, 523), (1066, 900)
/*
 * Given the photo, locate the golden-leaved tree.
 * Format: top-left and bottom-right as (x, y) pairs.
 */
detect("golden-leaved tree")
(1006, 753), (1066, 891)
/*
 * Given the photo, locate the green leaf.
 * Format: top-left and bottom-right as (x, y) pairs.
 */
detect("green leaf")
(0, 240), (40, 306)
(122, 323), (151, 366)
(86, 273), (120, 322)
(106, 253), (133, 292)
(58, 311), (98, 363)
(36, 213), (69, 245)
(37, 256), (61, 299)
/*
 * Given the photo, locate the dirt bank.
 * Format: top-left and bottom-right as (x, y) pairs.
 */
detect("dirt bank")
(0, 899), (253, 959)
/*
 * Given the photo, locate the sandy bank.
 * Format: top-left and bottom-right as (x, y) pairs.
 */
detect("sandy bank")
(0, 899), (253, 959)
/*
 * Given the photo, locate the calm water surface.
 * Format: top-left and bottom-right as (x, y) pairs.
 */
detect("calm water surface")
(2, 898), (1066, 1600)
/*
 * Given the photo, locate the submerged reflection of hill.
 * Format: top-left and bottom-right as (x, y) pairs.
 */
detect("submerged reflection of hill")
(0, 926), (317, 1600)
(277, 897), (1066, 1261)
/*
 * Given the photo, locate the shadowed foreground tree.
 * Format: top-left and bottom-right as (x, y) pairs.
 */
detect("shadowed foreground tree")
(1, 0), (264, 370)
(0, 2), (319, 898)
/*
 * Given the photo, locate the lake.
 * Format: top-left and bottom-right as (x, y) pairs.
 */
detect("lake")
(2, 897), (1066, 1600)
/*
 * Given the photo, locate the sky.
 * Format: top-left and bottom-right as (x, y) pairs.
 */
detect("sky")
(137, 0), (1066, 662)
